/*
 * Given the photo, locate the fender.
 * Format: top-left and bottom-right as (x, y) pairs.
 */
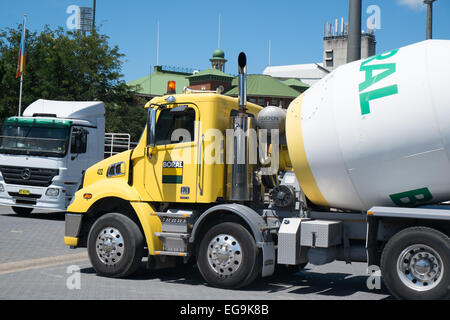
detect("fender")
(67, 178), (142, 214)
(190, 204), (266, 243)
(190, 203), (275, 277)
(129, 201), (163, 255)
(67, 179), (163, 254)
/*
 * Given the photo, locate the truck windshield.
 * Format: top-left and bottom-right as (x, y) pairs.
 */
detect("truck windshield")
(0, 118), (70, 157)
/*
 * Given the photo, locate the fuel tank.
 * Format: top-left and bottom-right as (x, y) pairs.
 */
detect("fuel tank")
(286, 40), (450, 211)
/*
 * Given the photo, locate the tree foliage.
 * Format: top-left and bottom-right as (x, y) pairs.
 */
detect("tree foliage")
(0, 26), (146, 141)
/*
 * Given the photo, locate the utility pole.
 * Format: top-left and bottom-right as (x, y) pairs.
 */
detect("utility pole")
(424, 0), (436, 40)
(347, 0), (362, 63)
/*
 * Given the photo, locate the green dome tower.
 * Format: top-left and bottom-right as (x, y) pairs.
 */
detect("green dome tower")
(210, 49), (227, 72)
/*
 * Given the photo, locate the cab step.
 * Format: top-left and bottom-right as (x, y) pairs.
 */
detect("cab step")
(152, 209), (194, 219)
(154, 232), (190, 254)
(154, 251), (190, 257)
(154, 232), (189, 239)
(152, 209), (196, 233)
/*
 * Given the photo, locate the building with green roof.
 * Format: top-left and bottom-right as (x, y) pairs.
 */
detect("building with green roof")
(127, 49), (302, 109)
(282, 78), (310, 93)
(187, 68), (234, 92)
(224, 74), (301, 108)
(127, 66), (191, 98)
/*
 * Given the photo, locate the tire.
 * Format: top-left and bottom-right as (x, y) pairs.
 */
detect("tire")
(87, 213), (144, 278)
(380, 227), (450, 300)
(197, 222), (260, 289)
(12, 206), (33, 215)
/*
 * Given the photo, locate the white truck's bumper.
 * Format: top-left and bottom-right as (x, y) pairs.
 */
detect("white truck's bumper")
(0, 182), (71, 211)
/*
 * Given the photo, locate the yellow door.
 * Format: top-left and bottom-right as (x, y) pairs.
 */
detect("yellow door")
(144, 104), (199, 203)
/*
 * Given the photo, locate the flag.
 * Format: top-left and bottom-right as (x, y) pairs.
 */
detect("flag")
(16, 18), (27, 79)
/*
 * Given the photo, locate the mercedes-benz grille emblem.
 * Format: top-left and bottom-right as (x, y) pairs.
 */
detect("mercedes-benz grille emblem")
(21, 169), (31, 180)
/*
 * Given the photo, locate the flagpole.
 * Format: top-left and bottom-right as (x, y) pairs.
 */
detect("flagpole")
(18, 14), (27, 116)
(18, 74), (23, 116)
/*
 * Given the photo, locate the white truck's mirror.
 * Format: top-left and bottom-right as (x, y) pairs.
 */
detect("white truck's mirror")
(71, 128), (88, 157)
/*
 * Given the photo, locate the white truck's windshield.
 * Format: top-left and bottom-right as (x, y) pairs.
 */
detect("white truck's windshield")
(0, 118), (71, 157)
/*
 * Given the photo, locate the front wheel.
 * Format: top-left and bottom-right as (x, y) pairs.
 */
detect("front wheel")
(381, 227), (450, 300)
(197, 222), (260, 289)
(87, 213), (144, 278)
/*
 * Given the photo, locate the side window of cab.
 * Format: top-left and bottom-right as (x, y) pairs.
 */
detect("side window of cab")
(155, 108), (196, 146)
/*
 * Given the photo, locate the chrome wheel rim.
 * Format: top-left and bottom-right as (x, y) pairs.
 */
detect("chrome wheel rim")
(95, 227), (125, 266)
(207, 234), (243, 278)
(397, 244), (444, 292)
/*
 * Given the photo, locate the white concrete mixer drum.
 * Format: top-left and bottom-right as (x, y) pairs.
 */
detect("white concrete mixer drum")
(286, 40), (450, 212)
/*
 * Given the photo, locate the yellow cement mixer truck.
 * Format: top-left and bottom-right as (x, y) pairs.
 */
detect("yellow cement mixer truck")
(64, 40), (450, 300)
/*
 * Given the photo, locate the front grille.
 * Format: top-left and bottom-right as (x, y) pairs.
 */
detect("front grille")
(0, 166), (59, 187)
(8, 192), (42, 199)
(15, 199), (36, 205)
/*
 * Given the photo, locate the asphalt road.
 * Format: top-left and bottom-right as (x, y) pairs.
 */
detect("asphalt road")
(0, 206), (391, 300)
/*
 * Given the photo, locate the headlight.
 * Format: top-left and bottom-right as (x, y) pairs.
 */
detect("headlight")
(0, 184), (4, 192)
(107, 162), (126, 177)
(46, 188), (60, 197)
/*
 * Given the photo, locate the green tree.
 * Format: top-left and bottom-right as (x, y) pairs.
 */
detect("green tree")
(0, 25), (146, 141)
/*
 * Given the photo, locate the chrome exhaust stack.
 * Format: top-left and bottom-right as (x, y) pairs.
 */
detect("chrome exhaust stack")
(227, 52), (253, 201)
(238, 52), (248, 115)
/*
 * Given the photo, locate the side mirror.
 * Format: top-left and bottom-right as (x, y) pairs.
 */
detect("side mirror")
(147, 107), (157, 151)
(71, 128), (87, 158)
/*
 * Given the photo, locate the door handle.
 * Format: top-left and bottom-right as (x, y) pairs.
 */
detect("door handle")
(147, 146), (155, 160)
(197, 134), (204, 196)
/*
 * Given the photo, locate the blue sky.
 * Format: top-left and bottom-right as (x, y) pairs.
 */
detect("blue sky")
(1, 0), (449, 82)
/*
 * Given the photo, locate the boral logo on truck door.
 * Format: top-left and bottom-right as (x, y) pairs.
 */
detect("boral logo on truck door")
(162, 161), (184, 184)
(359, 49), (399, 115)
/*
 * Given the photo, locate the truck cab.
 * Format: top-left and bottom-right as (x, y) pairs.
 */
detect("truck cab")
(0, 99), (105, 213)
(64, 88), (283, 284)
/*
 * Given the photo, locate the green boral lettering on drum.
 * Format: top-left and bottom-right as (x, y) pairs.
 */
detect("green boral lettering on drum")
(359, 49), (400, 115)
(390, 187), (433, 207)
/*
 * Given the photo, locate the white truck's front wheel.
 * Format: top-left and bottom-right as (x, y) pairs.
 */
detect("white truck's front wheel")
(381, 227), (450, 300)
(87, 213), (144, 278)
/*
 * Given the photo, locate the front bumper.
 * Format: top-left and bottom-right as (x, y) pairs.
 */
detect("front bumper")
(0, 183), (71, 211)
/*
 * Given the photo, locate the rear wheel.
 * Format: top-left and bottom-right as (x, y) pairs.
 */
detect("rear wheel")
(87, 213), (144, 278)
(381, 227), (450, 300)
(12, 206), (33, 215)
(197, 222), (260, 289)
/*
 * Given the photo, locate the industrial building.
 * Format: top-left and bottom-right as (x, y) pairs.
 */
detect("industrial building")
(264, 18), (376, 84)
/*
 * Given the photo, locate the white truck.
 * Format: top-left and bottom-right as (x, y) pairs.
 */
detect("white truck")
(0, 99), (105, 214)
